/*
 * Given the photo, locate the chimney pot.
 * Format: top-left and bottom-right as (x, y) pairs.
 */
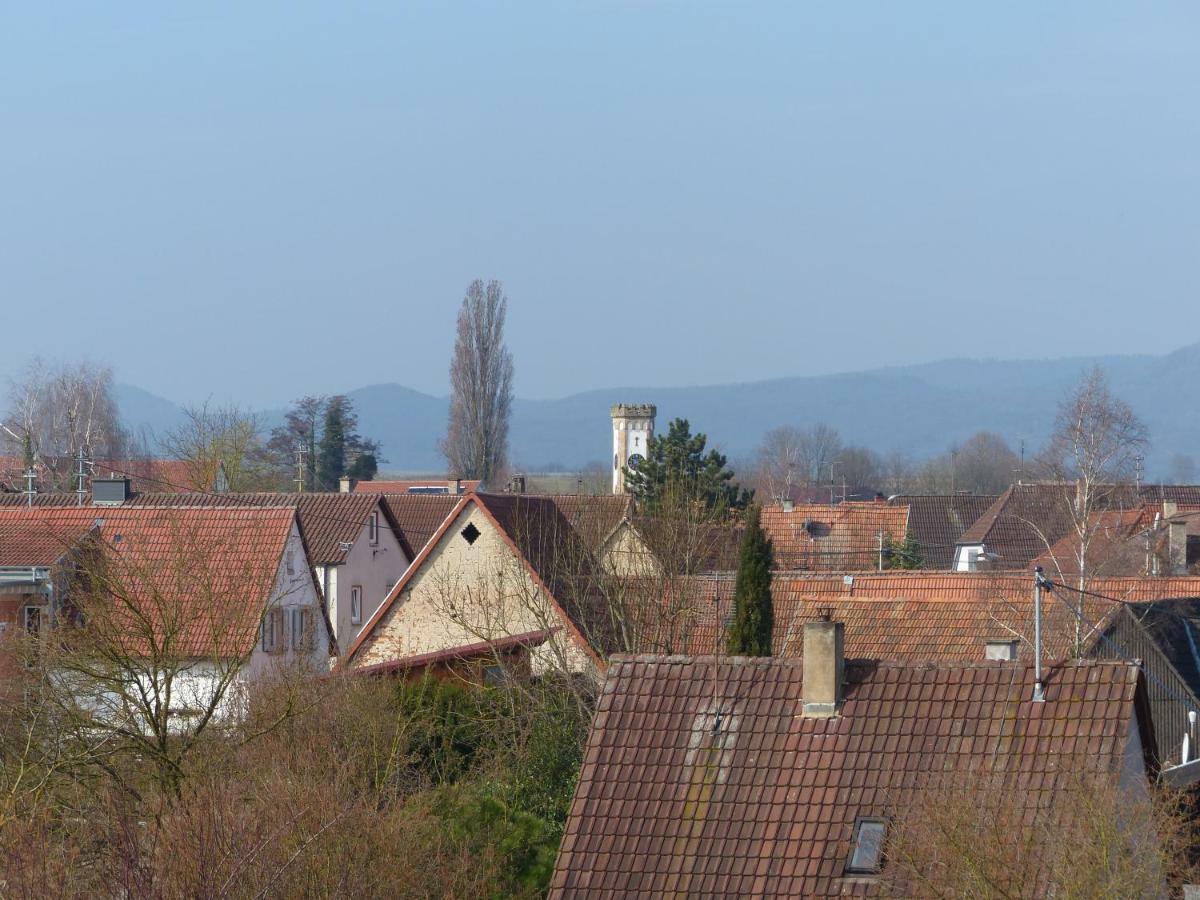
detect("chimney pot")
(802, 619), (844, 718)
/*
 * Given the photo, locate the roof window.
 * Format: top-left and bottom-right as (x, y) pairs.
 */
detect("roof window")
(985, 640), (1018, 661)
(846, 817), (887, 875)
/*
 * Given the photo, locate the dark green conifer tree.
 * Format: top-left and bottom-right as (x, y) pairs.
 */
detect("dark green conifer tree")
(726, 504), (774, 656)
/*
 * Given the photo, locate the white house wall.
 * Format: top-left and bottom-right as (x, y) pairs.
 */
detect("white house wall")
(324, 505), (409, 652)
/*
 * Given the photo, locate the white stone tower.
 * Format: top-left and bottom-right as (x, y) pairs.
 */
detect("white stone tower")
(611, 403), (656, 494)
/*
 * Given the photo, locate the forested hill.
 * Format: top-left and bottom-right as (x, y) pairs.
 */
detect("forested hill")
(117, 342), (1200, 476)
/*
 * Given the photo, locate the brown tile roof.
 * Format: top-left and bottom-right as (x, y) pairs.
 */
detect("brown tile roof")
(122, 492), (388, 565)
(0, 506), (296, 657)
(888, 494), (998, 569)
(642, 571), (1200, 661)
(545, 495), (632, 553)
(1140, 484), (1200, 505)
(353, 479), (479, 494)
(1029, 505), (1161, 578)
(760, 502), (910, 571)
(626, 516), (743, 574)
(551, 655), (1148, 897)
(956, 483), (1153, 570)
(377, 494), (462, 557)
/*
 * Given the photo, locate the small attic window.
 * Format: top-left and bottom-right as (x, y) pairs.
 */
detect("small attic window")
(985, 640), (1018, 661)
(461, 522), (481, 546)
(846, 817), (887, 875)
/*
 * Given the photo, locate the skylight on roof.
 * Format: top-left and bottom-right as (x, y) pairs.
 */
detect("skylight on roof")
(846, 817), (887, 875)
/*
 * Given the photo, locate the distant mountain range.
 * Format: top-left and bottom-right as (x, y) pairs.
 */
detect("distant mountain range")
(116, 342), (1200, 477)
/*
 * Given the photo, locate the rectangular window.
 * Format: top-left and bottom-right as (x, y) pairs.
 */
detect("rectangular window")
(846, 817), (887, 875)
(368, 511), (379, 545)
(350, 585), (363, 625)
(261, 609), (278, 653)
(985, 640), (1019, 661)
(23, 606), (41, 635)
(286, 551), (295, 576)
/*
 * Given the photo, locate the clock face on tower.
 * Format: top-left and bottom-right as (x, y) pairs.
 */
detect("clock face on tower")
(627, 453), (644, 469)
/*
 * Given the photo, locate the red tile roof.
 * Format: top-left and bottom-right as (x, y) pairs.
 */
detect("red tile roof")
(641, 571), (1200, 661)
(551, 655), (1149, 897)
(760, 502), (910, 570)
(0, 506), (297, 657)
(0, 514), (97, 567)
(1029, 505), (1161, 578)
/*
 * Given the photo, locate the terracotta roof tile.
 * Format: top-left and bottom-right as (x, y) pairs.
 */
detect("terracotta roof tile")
(551, 655), (1146, 897)
(761, 503), (909, 571)
(0, 506), (294, 657)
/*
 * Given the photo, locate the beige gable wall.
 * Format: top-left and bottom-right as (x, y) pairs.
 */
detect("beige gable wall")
(599, 521), (662, 578)
(352, 502), (595, 678)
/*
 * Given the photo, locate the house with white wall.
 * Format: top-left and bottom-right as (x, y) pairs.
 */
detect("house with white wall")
(0, 505), (333, 725)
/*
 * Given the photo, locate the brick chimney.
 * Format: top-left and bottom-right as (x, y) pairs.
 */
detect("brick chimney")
(448, 478), (463, 495)
(802, 611), (844, 718)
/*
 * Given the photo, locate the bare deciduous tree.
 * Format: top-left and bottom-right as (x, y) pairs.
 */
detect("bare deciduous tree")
(160, 400), (273, 492)
(884, 769), (1196, 898)
(1038, 367), (1149, 650)
(442, 280), (514, 487)
(4, 359), (127, 489)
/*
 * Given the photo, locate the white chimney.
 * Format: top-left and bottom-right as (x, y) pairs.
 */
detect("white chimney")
(339, 476), (355, 493)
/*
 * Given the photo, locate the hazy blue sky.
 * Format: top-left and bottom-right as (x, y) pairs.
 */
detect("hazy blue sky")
(2, 2), (1198, 406)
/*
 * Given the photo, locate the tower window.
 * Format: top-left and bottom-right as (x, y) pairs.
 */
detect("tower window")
(461, 522), (481, 545)
(614, 453), (618, 470)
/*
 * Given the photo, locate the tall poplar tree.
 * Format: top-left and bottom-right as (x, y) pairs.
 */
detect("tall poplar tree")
(442, 279), (514, 485)
(726, 505), (774, 656)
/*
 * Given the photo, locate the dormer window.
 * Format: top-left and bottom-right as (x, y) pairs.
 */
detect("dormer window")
(845, 816), (887, 875)
(985, 640), (1019, 661)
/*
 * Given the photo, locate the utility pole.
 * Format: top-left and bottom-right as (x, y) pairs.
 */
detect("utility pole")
(23, 466), (36, 507)
(877, 529), (884, 572)
(294, 442), (308, 493)
(1032, 567), (1047, 702)
(1134, 454), (1145, 490)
